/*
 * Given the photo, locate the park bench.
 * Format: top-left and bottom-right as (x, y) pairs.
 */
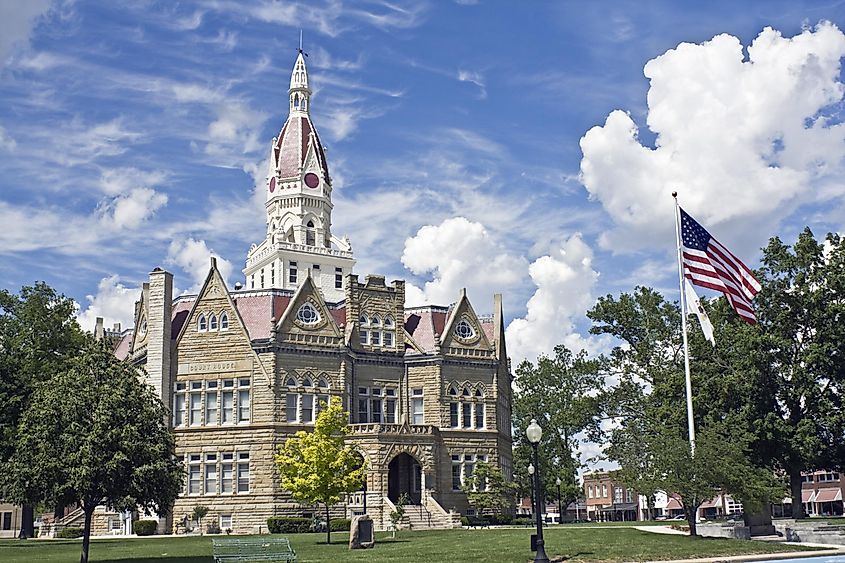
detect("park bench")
(211, 537), (296, 562)
(465, 516), (490, 529)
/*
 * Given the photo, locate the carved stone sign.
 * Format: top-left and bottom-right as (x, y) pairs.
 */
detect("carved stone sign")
(177, 359), (251, 375)
(349, 515), (375, 549)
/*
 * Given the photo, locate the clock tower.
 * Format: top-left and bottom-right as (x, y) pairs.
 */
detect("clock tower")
(244, 50), (354, 301)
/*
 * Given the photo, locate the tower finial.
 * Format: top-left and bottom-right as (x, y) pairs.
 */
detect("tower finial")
(299, 29), (303, 52)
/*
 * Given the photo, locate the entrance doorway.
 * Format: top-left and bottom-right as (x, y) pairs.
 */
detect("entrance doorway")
(387, 453), (422, 505)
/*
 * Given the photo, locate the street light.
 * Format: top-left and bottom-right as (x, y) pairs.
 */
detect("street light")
(526, 419), (549, 563)
(556, 477), (562, 524)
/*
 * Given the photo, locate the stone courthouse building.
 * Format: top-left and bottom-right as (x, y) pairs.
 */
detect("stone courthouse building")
(109, 51), (514, 534)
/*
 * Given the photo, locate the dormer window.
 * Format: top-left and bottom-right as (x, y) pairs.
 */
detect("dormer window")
(198, 314), (207, 332)
(296, 303), (319, 325)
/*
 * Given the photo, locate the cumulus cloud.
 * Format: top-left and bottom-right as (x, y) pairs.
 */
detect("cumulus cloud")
(580, 22), (845, 254)
(401, 217), (528, 307)
(166, 238), (234, 293)
(76, 274), (138, 332)
(505, 234), (601, 364)
(97, 188), (168, 229)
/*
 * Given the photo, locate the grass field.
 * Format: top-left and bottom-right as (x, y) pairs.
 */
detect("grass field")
(0, 527), (821, 563)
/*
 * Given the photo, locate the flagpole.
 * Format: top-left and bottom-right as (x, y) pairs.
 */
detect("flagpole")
(673, 192), (696, 455)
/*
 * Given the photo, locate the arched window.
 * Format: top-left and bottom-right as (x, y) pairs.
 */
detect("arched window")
(384, 316), (394, 328)
(317, 377), (328, 388)
(359, 314), (368, 325)
(448, 385), (458, 396)
(303, 377), (313, 387)
(209, 313), (218, 331)
(475, 388), (484, 398)
(293, 93), (300, 108)
(296, 303), (320, 324)
(306, 220), (315, 246)
(462, 387), (471, 397)
(285, 377), (297, 387)
(198, 314), (207, 332)
(220, 312), (229, 331)
(371, 316), (381, 327)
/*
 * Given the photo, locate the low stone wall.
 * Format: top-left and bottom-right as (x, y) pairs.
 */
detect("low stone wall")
(774, 520), (845, 545)
(697, 523), (751, 540)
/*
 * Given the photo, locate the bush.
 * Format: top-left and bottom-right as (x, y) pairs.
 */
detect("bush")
(134, 519), (158, 536)
(329, 518), (351, 532)
(267, 517), (312, 534)
(487, 514), (513, 525)
(57, 526), (83, 539)
(461, 516), (470, 526)
(513, 516), (533, 526)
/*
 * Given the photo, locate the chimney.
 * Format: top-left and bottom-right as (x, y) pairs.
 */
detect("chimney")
(94, 317), (104, 341)
(146, 267), (173, 404)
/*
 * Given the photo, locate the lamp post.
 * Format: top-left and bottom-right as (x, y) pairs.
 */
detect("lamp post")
(556, 477), (562, 524)
(526, 419), (549, 563)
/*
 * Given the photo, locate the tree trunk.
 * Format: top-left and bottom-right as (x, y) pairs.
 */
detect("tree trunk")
(80, 505), (94, 563)
(647, 496), (654, 521)
(790, 470), (806, 519)
(685, 504), (698, 537)
(325, 503), (331, 545)
(18, 504), (34, 539)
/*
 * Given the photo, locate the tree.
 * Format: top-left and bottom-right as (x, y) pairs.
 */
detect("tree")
(275, 398), (365, 544)
(462, 461), (518, 518)
(0, 338), (183, 563)
(589, 287), (778, 535)
(511, 345), (603, 506)
(192, 505), (209, 535)
(750, 229), (845, 517)
(0, 283), (85, 536)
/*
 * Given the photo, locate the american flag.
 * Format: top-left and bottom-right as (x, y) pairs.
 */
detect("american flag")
(680, 208), (761, 324)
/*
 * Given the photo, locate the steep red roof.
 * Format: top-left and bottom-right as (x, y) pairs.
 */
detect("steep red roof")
(114, 332), (132, 360)
(404, 307), (448, 353)
(274, 116), (330, 181)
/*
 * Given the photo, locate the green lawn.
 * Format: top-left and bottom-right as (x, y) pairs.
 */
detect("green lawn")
(0, 527), (821, 563)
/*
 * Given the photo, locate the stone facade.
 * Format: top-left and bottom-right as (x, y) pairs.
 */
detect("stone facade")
(111, 50), (513, 534)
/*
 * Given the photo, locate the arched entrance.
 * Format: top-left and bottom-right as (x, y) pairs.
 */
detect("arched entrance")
(387, 453), (422, 505)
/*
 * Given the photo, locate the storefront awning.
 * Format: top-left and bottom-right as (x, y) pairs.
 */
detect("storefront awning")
(814, 488), (842, 503)
(802, 490), (816, 503)
(666, 498), (683, 510)
(700, 496), (722, 509)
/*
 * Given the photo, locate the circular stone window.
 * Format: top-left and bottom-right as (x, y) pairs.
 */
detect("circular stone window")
(296, 303), (320, 324)
(139, 318), (148, 338)
(454, 319), (475, 340)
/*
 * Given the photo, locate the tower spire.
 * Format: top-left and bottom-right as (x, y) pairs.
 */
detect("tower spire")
(289, 37), (310, 115)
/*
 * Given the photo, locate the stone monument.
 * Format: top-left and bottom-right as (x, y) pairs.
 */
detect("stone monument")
(349, 515), (375, 549)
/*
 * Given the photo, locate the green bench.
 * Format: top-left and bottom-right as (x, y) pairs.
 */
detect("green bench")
(211, 537), (297, 562)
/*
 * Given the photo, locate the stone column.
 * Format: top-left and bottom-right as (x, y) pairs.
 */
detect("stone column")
(146, 267), (173, 406)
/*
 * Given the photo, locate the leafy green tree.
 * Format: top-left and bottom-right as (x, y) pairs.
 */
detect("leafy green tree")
(0, 283), (85, 536)
(275, 398), (365, 544)
(589, 287), (777, 535)
(192, 505), (209, 535)
(462, 461), (518, 517)
(750, 229), (845, 517)
(1, 338), (183, 563)
(512, 345), (603, 506)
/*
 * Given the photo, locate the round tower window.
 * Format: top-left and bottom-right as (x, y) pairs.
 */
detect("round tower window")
(296, 303), (320, 324)
(454, 319), (474, 340)
(304, 173), (320, 188)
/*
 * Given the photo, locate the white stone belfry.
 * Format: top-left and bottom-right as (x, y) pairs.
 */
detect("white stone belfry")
(244, 50), (354, 302)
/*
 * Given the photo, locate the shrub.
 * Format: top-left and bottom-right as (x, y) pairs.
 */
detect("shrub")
(329, 518), (351, 532)
(57, 526), (83, 539)
(134, 519), (158, 536)
(461, 516), (470, 527)
(487, 514), (513, 525)
(267, 517), (312, 534)
(513, 516), (533, 526)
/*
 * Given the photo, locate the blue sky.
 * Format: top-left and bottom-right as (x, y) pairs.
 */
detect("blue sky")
(1, 1), (845, 366)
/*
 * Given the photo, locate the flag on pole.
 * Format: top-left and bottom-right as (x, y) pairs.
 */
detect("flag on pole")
(684, 279), (715, 345)
(680, 207), (761, 324)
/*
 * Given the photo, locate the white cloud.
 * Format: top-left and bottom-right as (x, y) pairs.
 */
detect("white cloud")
(505, 234), (601, 364)
(0, 0), (52, 65)
(457, 69), (486, 99)
(0, 126), (16, 150)
(97, 188), (168, 229)
(76, 274), (138, 332)
(579, 22), (845, 254)
(401, 217), (528, 307)
(166, 238), (234, 293)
